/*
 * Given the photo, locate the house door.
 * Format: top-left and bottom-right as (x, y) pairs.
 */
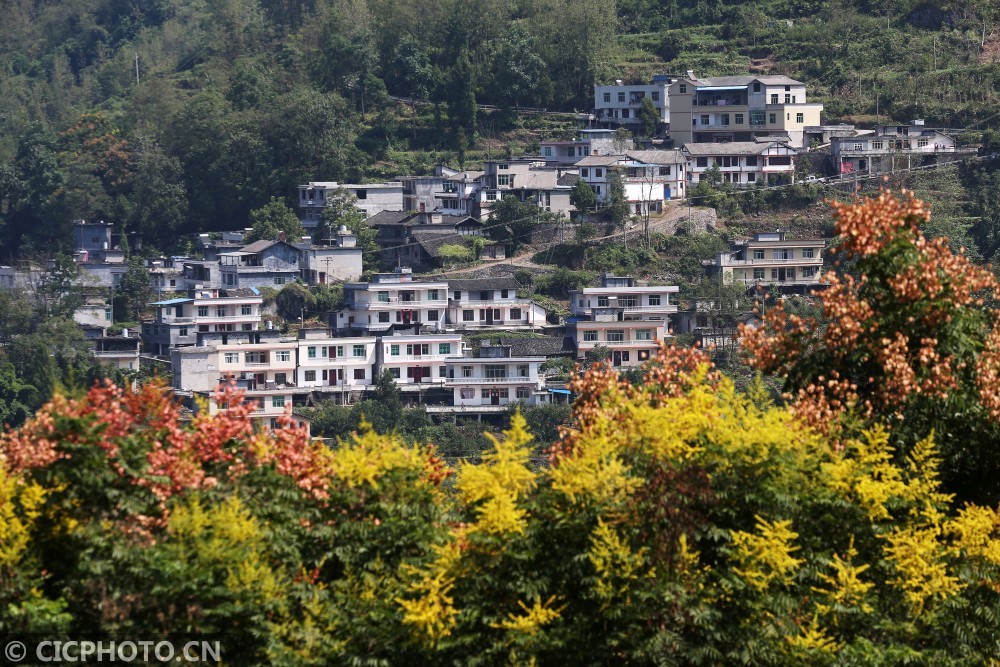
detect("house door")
(491, 390), (500, 406)
(486, 309), (494, 324)
(612, 351), (623, 367)
(777, 268), (787, 282)
(664, 185), (671, 200)
(255, 373), (265, 387)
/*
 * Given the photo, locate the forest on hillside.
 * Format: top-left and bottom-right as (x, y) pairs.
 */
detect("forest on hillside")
(0, 0), (998, 257)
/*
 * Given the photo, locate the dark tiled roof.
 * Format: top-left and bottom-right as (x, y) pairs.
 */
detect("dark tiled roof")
(365, 210), (412, 226)
(410, 232), (463, 259)
(497, 336), (575, 357)
(448, 277), (522, 291)
(557, 173), (581, 186)
(239, 240), (279, 253)
(221, 288), (262, 298)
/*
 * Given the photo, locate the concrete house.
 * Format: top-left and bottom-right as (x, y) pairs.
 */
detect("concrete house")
(477, 159), (573, 219)
(297, 226), (363, 285)
(576, 150), (687, 214)
(668, 72), (822, 148)
(540, 129), (618, 166)
(295, 328), (378, 398)
(401, 165), (460, 213)
(831, 121), (974, 177)
(683, 140), (797, 186)
(568, 274), (678, 368)
(443, 343), (548, 410)
(707, 231), (825, 292)
(334, 269), (449, 334)
(143, 287), (263, 356)
(445, 277), (547, 330)
(298, 181), (405, 226)
(594, 75), (672, 130)
(366, 211), (484, 270)
(435, 170), (483, 216)
(376, 332), (463, 390)
(220, 239), (301, 290)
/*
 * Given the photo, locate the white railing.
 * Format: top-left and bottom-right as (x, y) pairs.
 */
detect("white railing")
(720, 257), (822, 266)
(448, 377), (534, 384)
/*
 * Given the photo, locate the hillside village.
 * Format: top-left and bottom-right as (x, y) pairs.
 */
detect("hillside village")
(0, 72), (989, 433)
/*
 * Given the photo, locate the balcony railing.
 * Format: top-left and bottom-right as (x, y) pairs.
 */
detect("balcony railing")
(578, 339), (658, 347)
(720, 256), (822, 266)
(448, 376), (534, 384)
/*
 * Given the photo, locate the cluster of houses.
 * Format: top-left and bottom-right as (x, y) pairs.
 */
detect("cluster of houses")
(18, 67), (965, 431)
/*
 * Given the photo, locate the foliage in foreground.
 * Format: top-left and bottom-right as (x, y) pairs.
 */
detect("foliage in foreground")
(2, 344), (1000, 664)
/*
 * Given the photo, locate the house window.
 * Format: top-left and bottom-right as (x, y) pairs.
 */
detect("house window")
(498, 174), (511, 186)
(796, 113), (804, 123)
(583, 331), (598, 342)
(377, 291), (389, 302)
(179, 327), (188, 337)
(307, 347), (317, 358)
(872, 141), (884, 150)
(770, 94), (778, 104)
(427, 289), (439, 300)
(463, 310), (474, 321)
(390, 344), (400, 356)
(746, 156), (758, 166)
(618, 92), (625, 102)
(603, 92), (611, 102)
(750, 110), (765, 126)
(242, 304), (253, 315)
(485, 365), (507, 379)
(747, 173), (756, 182)
(648, 294), (661, 306)
(753, 82), (761, 92)
(753, 268), (765, 279)
(276, 350), (291, 362)
(659, 166), (671, 176)
(679, 83), (687, 93)
(499, 163), (509, 170)
(272, 396), (286, 409)
(428, 310), (439, 321)
(439, 343), (451, 355)
(543, 146), (552, 156)
(353, 344), (365, 357)
(769, 113), (777, 124)
(607, 330), (625, 342)
(356, 189), (367, 199)
(501, 289), (509, 298)
(785, 94), (791, 104)
(510, 308), (522, 319)
(595, 185), (602, 195)
(462, 365), (474, 378)
(721, 114), (730, 126)
(635, 329), (652, 341)
(700, 114), (709, 126)
(378, 312), (390, 322)
(918, 138), (929, 148)
(354, 369), (365, 380)
(735, 113), (744, 125)
(198, 306), (209, 317)
(651, 91), (659, 101)
(753, 249), (765, 260)
(771, 268), (779, 280)
(516, 386), (531, 399)
(774, 249), (790, 260)
(802, 248), (815, 258)
(274, 277), (287, 285)
(595, 168), (603, 177)
(389, 368), (401, 379)
(581, 168), (589, 177)
(224, 352), (239, 363)
(304, 370), (316, 381)
(621, 109), (629, 119)
(803, 267), (817, 277)
(453, 291), (462, 300)
(460, 387), (475, 399)
(517, 364), (529, 377)
(697, 157), (708, 167)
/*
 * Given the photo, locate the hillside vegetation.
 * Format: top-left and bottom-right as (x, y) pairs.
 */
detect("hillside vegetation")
(0, 0), (998, 257)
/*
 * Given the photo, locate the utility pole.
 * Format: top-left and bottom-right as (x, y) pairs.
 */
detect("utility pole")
(135, 53), (139, 85)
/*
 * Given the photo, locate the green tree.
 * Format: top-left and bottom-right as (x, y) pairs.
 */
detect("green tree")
(245, 197), (304, 244)
(638, 97), (660, 137)
(274, 282), (316, 322)
(606, 170), (630, 246)
(488, 196), (541, 250)
(114, 256), (152, 322)
(611, 127), (633, 153)
(39, 253), (84, 318)
(570, 179), (597, 215)
(315, 188), (365, 246)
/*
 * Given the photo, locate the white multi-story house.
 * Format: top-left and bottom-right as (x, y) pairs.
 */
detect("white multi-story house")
(143, 288), (263, 356)
(295, 328), (377, 398)
(594, 75), (672, 129)
(540, 129), (618, 166)
(298, 181), (405, 226)
(683, 140), (797, 187)
(446, 278), (547, 330)
(219, 240), (301, 290)
(376, 332), (463, 390)
(477, 159), (573, 218)
(831, 121), (973, 177)
(576, 151), (687, 214)
(92, 335), (141, 371)
(435, 170), (483, 216)
(171, 330), (301, 431)
(334, 269), (449, 334)
(669, 72), (822, 149)
(444, 343), (547, 409)
(569, 274), (678, 368)
(707, 231), (826, 292)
